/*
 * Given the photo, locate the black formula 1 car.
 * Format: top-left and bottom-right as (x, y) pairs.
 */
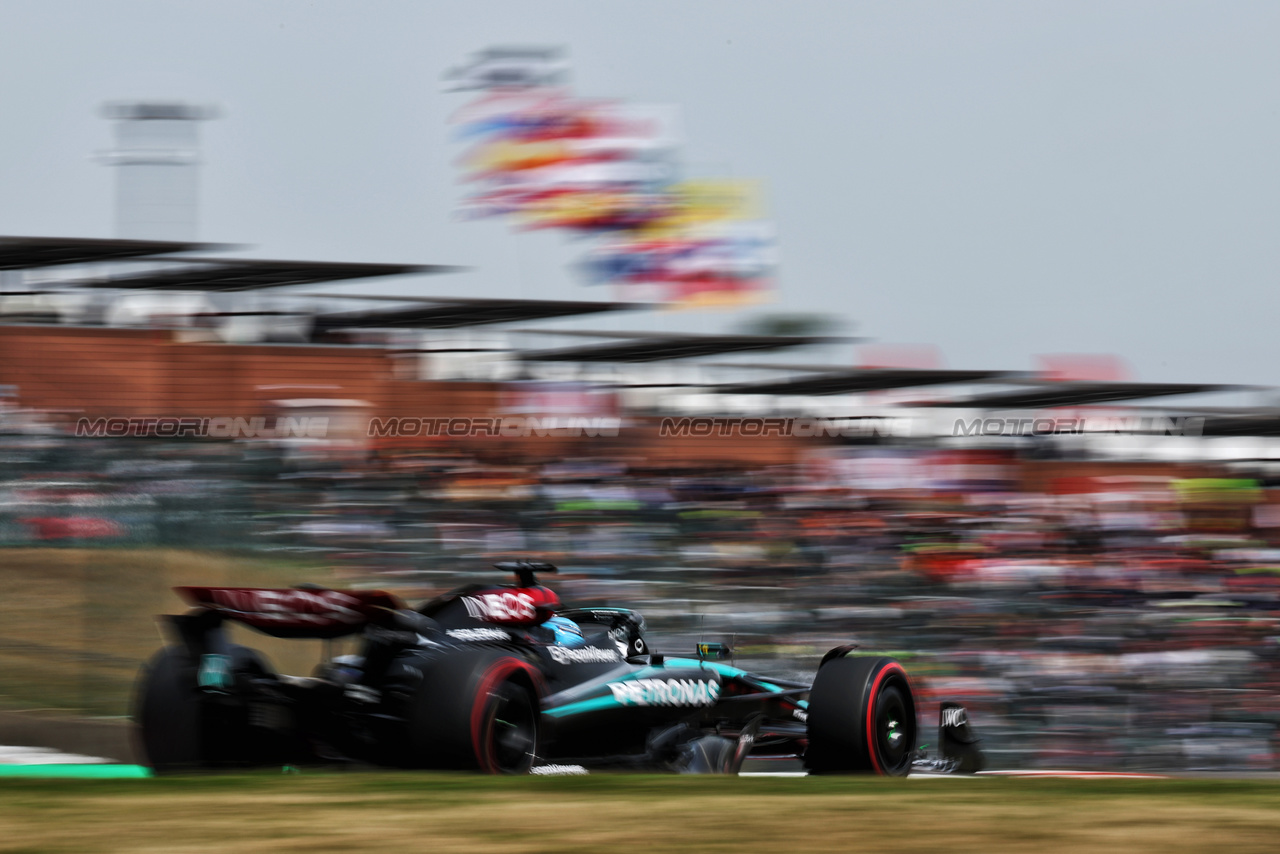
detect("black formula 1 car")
(136, 562), (982, 775)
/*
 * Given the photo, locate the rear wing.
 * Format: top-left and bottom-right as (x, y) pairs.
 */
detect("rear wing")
(175, 586), (404, 639)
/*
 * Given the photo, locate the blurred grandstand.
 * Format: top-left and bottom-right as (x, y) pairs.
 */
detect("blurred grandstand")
(2, 228), (1280, 773)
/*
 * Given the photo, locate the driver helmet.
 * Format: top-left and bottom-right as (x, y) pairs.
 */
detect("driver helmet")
(542, 614), (586, 647)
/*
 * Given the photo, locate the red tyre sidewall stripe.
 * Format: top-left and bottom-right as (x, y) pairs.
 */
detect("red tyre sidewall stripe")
(864, 662), (909, 775)
(469, 658), (542, 773)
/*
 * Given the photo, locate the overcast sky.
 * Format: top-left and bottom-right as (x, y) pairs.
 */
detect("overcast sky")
(1, 2), (1277, 385)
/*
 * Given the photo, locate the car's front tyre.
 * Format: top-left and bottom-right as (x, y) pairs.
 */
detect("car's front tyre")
(804, 654), (916, 776)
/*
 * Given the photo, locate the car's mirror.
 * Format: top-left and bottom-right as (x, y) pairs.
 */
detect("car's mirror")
(695, 642), (731, 660)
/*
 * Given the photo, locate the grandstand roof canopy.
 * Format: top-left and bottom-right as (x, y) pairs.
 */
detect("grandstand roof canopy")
(700, 361), (870, 372)
(313, 297), (641, 331)
(80, 257), (453, 292)
(511, 328), (693, 339)
(923, 381), (1244, 409)
(1197, 412), (1280, 437)
(521, 333), (845, 363)
(716, 368), (1014, 395)
(0, 235), (207, 270)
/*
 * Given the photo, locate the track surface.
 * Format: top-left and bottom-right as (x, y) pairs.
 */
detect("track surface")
(0, 744), (1169, 779)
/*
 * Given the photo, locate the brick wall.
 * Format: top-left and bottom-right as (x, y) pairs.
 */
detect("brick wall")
(0, 325), (809, 466)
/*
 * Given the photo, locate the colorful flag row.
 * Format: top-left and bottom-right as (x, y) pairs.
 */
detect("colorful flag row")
(446, 49), (777, 308)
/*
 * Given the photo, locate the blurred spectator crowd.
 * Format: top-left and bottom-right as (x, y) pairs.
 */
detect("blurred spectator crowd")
(3, 429), (1280, 772)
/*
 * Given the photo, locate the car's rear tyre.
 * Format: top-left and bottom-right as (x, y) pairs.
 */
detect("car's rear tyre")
(409, 650), (541, 774)
(135, 644), (278, 772)
(135, 646), (203, 773)
(804, 654), (916, 776)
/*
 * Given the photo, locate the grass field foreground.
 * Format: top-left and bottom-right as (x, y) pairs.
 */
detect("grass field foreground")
(0, 773), (1278, 854)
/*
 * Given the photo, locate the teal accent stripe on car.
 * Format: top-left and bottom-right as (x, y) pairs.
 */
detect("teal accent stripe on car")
(660, 658), (736, 675)
(660, 658), (796, 696)
(542, 657), (806, 718)
(543, 695), (623, 718)
(544, 659), (725, 718)
(544, 662), (707, 717)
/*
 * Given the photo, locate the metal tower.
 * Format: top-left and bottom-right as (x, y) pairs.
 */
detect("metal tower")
(101, 102), (215, 242)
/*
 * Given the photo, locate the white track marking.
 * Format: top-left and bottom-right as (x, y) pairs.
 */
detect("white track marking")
(0, 746), (110, 765)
